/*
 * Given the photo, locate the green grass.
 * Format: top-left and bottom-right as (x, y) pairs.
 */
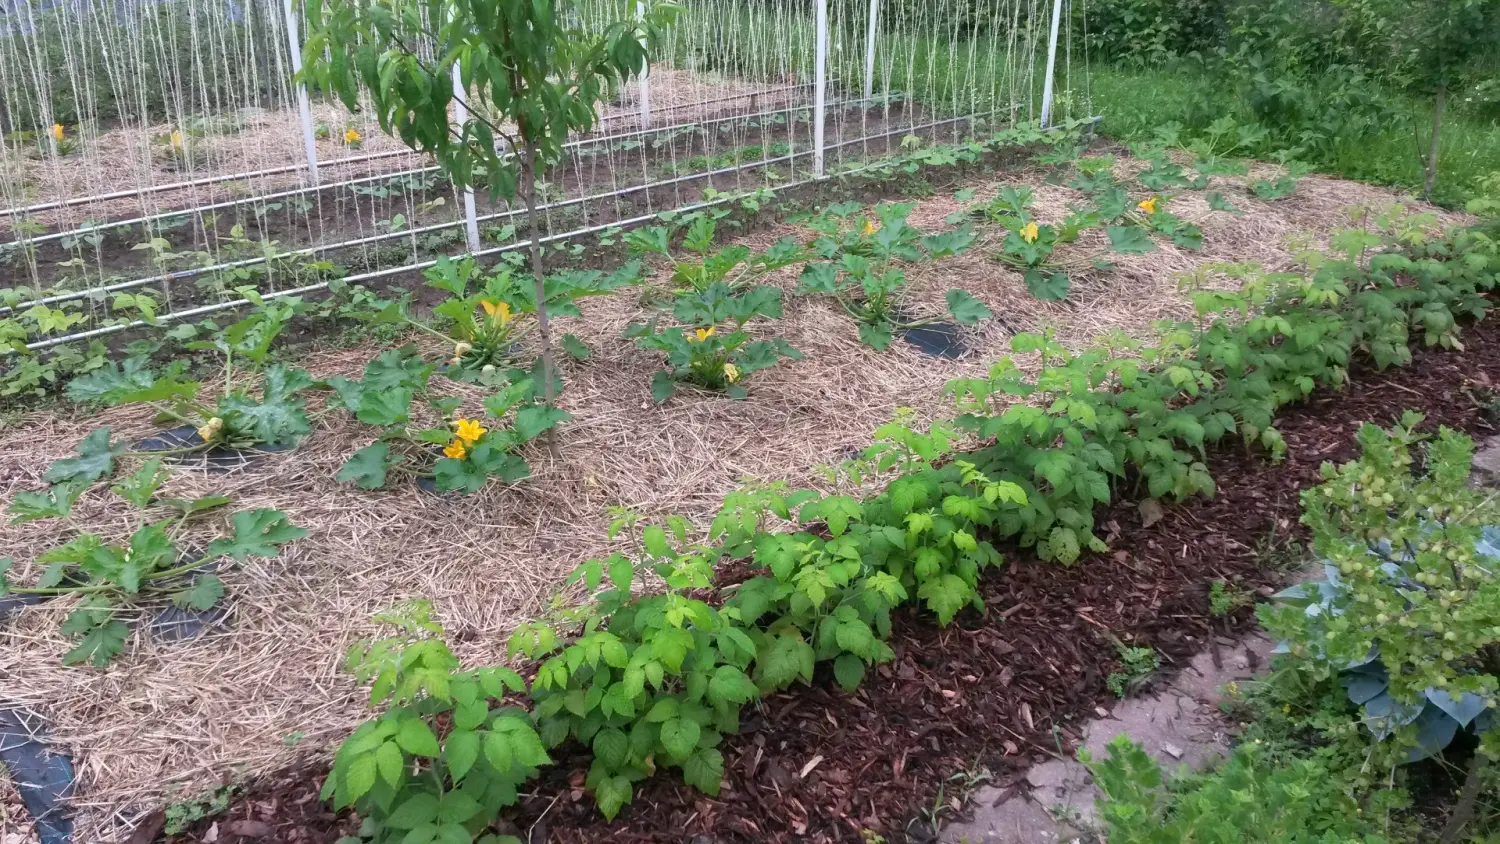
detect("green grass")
(1085, 64), (1500, 209)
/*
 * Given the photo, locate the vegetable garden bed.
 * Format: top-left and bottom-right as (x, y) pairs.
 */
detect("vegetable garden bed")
(162, 254), (1500, 844)
(0, 157), (1473, 842)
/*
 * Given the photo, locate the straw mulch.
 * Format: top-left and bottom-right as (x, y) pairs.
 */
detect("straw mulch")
(0, 161), (1464, 841)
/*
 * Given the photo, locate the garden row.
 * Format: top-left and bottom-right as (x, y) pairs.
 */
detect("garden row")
(297, 208), (1499, 843)
(0, 126), (1265, 669)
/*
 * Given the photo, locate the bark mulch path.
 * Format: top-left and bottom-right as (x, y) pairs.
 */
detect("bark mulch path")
(164, 316), (1500, 844)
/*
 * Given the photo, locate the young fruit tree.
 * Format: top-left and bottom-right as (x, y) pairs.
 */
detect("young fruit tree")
(299, 0), (677, 455)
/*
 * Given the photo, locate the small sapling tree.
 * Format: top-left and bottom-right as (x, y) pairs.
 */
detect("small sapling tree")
(300, 0), (677, 455)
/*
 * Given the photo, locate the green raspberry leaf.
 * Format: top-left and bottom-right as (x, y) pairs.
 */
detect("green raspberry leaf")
(659, 717), (701, 760)
(833, 653), (866, 692)
(682, 747), (724, 797)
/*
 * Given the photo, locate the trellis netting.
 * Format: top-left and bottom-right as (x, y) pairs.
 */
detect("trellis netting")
(0, 0), (1089, 380)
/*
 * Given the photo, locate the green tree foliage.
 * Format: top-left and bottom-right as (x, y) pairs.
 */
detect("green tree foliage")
(300, 0), (678, 454)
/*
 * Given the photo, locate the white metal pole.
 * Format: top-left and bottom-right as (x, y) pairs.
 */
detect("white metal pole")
(1039, 0), (1064, 128)
(282, 0), (320, 186)
(862, 0), (880, 101)
(813, 0), (828, 177)
(451, 64), (482, 253)
(637, 1), (651, 129)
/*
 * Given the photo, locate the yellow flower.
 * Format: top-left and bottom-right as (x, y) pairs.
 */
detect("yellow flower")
(344, 128), (362, 145)
(1138, 196), (1158, 215)
(443, 439), (467, 460)
(51, 123), (64, 142)
(480, 299), (513, 326)
(170, 130), (184, 149)
(196, 416), (224, 443)
(452, 418), (488, 445)
(723, 362), (740, 383)
(861, 219), (877, 236)
(692, 326), (716, 343)
(1020, 221), (1039, 243)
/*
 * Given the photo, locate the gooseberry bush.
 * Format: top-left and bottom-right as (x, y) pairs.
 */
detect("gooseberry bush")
(1264, 415), (1499, 765)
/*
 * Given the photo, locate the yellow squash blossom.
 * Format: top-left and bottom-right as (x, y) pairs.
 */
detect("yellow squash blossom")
(480, 299), (513, 325)
(1138, 196), (1158, 215)
(197, 416), (224, 443)
(452, 418), (488, 445)
(1020, 221), (1039, 243)
(861, 219), (877, 236)
(344, 128), (362, 145)
(443, 439), (467, 460)
(692, 326), (716, 343)
(723, 362), (740, 383)
(51, 123), (64, 142)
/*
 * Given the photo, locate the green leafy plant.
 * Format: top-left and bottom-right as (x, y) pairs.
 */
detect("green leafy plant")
(1249, 159), (1309, 201)
(1106, 637), (1161, 698)
(980, 185), (1107, 300)
(330, 348), (569, 493)
(1083, 734), (1390, 843)
(1208, 580), (1250, 618)
(797, 202), (988, 348)
(378, 256), (640, 381)
(625, 216), (804, 294)
(1263, 415), (1499, 836)
(66, 298), (313, 451)
(323, 601), (533, 844)
(628, 283), (800, 401)
(1, 445), (304, 666)
(164, 785), (236, 836)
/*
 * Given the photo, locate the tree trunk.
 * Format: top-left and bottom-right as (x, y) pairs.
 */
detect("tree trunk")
(521, 142), (561, 460)
(1438, 751), (1488, 844)
(1423, 83), (1446, 202)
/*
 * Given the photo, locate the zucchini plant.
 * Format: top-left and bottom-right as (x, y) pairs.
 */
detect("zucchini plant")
(375, 256), (642, 380)
(796, 202), (990, 349)
(628, 283), (800, 401)
(330, 348), (570, 493)
(2, 439), (305, 666)
(67, 297), (313, 451)
(625, 216), (805, 294)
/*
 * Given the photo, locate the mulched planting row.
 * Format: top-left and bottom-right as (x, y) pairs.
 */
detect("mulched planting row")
(167, 315), (1500, 844)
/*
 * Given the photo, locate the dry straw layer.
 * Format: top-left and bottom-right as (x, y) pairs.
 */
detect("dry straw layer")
(0, 159), (1464, 840)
